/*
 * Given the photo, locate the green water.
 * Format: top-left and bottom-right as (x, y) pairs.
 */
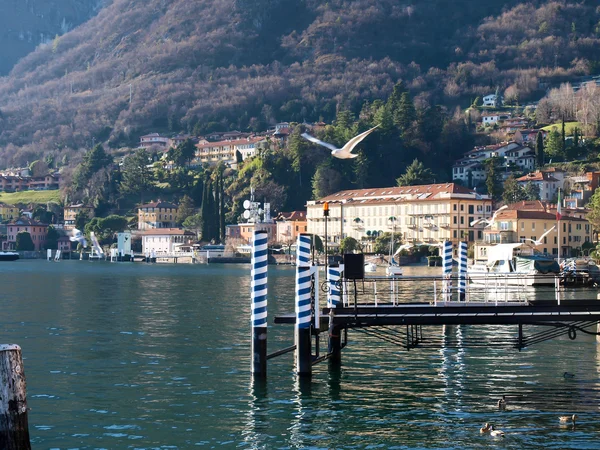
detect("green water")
(1, 260), (600, 449)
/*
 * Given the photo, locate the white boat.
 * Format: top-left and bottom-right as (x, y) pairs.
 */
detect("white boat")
(468, 243), (559, 286)
(386, 264), (403, 277)
(0, 251), (19, 261)
(364, 262), (377, 273)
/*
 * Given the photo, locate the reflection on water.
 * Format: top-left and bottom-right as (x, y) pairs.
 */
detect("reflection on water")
(0, 260), (599, 448)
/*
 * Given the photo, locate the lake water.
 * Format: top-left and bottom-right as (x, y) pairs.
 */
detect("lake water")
(2, 260), (600, 449)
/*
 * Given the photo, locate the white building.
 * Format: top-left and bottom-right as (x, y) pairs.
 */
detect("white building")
(307, 183), (492, 248)
(516, 171), (561, 201)
(141, 228), (195, 254)
(452, 142), (528, 185)
(481, 113), (510, 125)
(483, 94), (498, 107)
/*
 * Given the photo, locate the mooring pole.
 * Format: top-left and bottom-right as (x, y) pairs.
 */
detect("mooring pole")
(295, 233), (313, 377)
(458, 241), (467, 301)
(442, 241), (453, 302)
(0, 344), (30, 450)
(327, 265), (342, 364)
(251, 230), (268, 378)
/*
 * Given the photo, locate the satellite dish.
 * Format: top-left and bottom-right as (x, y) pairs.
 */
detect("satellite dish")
(243, 200), (250, 209)
(243, 210), (251, 219)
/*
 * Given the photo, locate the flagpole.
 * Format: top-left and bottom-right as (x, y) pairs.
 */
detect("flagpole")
(557, 188), (561, 265)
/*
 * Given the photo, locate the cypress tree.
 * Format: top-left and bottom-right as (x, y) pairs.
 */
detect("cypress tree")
(213, 175), (220, 243)
(201, 178), (210, 241)
(561, 118), (566, 156)
(219, 173), (226, 242)
(535, 131), (545, 168)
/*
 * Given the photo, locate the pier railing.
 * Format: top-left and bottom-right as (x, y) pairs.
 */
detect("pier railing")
(336, 274), (562, 307)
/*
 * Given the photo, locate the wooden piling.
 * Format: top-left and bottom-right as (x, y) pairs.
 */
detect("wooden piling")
(0, 344), (30, 450)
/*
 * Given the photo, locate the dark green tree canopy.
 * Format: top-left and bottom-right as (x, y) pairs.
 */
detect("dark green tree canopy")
(396, 159), (435, 186)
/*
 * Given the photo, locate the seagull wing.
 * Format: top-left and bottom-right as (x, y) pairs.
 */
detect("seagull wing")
(301, 133), (339, 152)
(470, 218), (487, 227)
(340, 125), (380, 155)
(534, 225), (556, 245)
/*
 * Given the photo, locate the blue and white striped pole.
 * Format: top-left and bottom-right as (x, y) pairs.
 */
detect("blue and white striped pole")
(327, 265), (342, 362)
(251, 230), (268, 377)
(458, 241), (467, 301)
(327, 266), (341, 308)
(442, 240), (453, 302)
(295, 234), (313, 376)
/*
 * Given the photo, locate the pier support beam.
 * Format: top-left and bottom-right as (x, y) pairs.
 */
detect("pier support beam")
(0, 344), (30, 450)
(295, 234), (313, 377)
(251, 231), (269, 378)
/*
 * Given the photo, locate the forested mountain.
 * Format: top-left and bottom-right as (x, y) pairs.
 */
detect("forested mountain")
(0, 0), (599, 169)
(0, 0), (106, 75)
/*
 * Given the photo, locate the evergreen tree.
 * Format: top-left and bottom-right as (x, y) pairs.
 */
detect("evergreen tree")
(484, 157), (502, 201)
(353, 149), (369, 188)
(502, 175), (526, 204)
(121, 148), (154, 203)
(396, 159), (434, 186)
(561, 117), (566, 156)
(176, 195), (195, 225)
(16, 231), (34, 251)
(544, 129), (563, 160)
(45, 225), (60, 250)
(201, 178), (211, 240)
(213, 173), (221, 242)
(523, 182), (541, 201)
(219, 172), (226, 241)
(312, 163), (342, 199)
(395, 92), (416, 133)
(535, 131), (545, 168)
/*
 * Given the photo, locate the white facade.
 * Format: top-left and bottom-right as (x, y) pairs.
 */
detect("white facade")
(307, 184), (492, 247)
(483, 94), (498, 106)
(141, 229), (194, 254)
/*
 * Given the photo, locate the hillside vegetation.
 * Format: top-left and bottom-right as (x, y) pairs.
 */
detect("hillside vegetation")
(0, 0), (599, 168)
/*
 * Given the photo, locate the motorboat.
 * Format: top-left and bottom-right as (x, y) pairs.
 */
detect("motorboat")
(386, 264), (403, 277)
(468, 243), (559, 286)
(364, 261), (377, 273)
(0, 251), (19, 261)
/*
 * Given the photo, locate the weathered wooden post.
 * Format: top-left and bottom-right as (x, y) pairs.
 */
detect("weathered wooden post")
(0, 344), (31, 450)
(251, 230), (269, 378)
(327, 265), (342, 364)
(295, 234), (313, 377)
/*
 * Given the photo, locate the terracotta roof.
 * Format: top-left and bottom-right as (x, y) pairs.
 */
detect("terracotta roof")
(495, 210), (587, 222)
(139, 201), (178, 209)
(277, 211), (306, 221)
(8, 218), (48, 226)
(141, 228), (195, 236)
(516, 172), (559, 182)
(316, 183), (489, 203)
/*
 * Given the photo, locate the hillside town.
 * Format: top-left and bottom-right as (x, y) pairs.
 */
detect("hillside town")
(1, 84), (600, 267)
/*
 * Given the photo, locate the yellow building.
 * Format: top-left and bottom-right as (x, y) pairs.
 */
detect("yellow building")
(63, 204), (95, 230)
(0, 203), (19, 222)
(307, 184), (493, 248)
(137, 200), (178, 230)
(478, 209), (592, 260)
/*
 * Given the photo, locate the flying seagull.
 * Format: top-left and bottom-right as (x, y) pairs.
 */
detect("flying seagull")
(470, 205), (508, 227)
(301, 125), (379, 159)
(523, 226), (556, 246)
(70, 228), (88, 248)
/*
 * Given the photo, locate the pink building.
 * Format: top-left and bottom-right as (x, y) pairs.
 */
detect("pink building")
(5, 218), (48, 251)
